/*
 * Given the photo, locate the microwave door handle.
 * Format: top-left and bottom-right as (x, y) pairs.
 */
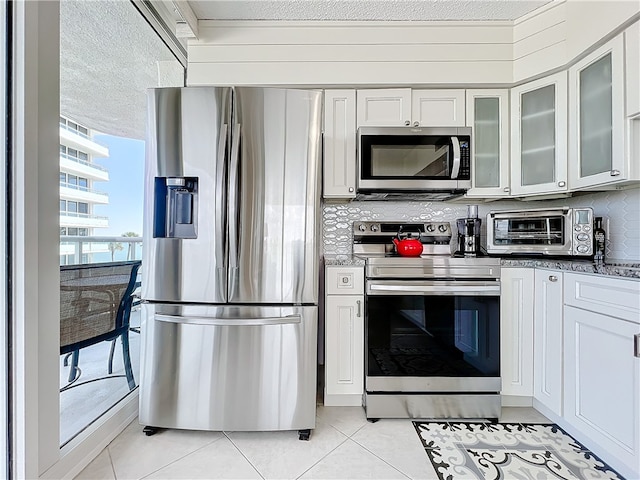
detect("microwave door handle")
(450, 136), (461, 179)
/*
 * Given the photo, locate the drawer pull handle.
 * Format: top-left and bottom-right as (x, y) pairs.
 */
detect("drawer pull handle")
(610, 170), (621, 177)
(548, 275), (558, 282)
(356, 300), (362, 318)
(635, 334), (640, 358)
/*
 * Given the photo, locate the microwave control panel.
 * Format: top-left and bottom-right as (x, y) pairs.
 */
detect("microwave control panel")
(459, 140), (471, 179)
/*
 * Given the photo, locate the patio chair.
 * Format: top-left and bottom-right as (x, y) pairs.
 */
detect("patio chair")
(60, 260), (142, 392)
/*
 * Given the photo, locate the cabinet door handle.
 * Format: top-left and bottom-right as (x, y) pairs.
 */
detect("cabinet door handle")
(503, 187), (510, 193)
(413, 121), (419, 127)
(610, 170), (621, 177)
(557, 181), (566, 187)
(356, 300), (362, 318)
(635, 334), (640, 358)
(548, 275), (558, 282)
(348, 187), (354, 193)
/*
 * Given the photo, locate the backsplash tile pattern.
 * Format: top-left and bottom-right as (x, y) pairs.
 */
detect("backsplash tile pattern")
(322, 188), (640, 261)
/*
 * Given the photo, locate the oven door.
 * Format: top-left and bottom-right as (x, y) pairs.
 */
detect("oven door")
(365, 280), (501, 393)
(357, 128), (470, 190)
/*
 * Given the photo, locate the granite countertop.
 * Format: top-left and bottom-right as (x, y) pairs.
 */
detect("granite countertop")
(323, 254), (366, 267)
(323, 254), (640, 279)
(500, 258), (640, 279)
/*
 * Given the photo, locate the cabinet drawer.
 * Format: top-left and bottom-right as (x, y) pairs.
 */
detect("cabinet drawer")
(326, 266), (364, 295)
(564, 273), (640, 324)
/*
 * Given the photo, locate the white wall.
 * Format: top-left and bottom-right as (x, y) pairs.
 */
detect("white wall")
(188, 20), (514, 86)
(12, 1), (60, 476)
(187, 1), (640, 87)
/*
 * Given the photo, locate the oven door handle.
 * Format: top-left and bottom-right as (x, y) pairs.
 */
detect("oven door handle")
(366, 280), (500, 296)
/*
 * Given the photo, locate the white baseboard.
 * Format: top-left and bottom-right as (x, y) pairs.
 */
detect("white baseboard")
(40, 390), (139, 480)
(323, 392), (363, 407)
(501, 395), (533, 407)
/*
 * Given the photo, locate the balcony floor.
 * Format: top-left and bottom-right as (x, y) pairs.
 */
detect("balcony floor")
(60, 308), (141, 446)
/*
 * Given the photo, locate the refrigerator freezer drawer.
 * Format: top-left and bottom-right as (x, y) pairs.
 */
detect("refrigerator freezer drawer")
(139, 304), (318, 432)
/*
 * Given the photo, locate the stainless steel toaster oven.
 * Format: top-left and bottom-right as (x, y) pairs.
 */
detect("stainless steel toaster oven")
(486, 207), (594, 257)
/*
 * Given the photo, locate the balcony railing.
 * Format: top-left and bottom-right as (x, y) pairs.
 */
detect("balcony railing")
(60, 181), (108, 197)
(60, 122), (90, 139)
(60, 235), (143, 265)
(60, 152), (108, 172)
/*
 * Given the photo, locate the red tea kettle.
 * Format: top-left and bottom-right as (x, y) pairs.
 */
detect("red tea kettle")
(392, 233), (423, 257)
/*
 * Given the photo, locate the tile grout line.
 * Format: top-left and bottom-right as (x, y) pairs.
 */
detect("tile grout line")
(136, 434), (226, 479)
(223, 431), (266, 480)
(106, 446), (118, 480)
(294, 424), (352, 480)
(349, 437), (413, 480)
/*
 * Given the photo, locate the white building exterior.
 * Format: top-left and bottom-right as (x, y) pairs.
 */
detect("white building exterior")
(58, 117), (110, 264)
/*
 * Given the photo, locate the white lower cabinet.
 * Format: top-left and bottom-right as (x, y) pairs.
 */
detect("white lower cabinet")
(562, 273), (640, 479)
(533, 269), (563, 418)
(324, 266), (364, 406)
(500, 268), (534, 403)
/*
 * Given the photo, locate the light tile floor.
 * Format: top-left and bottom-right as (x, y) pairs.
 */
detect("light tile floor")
(76, 406), (551, 480)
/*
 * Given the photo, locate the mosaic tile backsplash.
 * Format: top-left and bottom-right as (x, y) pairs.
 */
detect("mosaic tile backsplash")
(322, 187), (640, 262)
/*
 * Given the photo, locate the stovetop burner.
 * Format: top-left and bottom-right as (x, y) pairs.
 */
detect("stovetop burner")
(354, 221), (453, 256)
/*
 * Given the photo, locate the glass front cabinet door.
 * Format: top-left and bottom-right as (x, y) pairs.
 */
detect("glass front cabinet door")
(510, 72), (568, 196)
(465, 89), (510, 197)
(568, 35), (626, 189)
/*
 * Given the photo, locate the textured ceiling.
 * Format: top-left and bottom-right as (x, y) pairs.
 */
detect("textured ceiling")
(188, 0), (553, 21)
(60, 1), (183, 140)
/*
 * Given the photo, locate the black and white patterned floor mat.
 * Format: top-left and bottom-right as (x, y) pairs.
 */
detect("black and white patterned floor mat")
(414, 422), (624, 480)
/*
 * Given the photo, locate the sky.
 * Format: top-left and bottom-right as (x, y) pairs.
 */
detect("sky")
(92, 134), (144, 237)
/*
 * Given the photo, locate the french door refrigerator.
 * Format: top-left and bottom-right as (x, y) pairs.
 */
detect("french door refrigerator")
(139, 87), (322, 437)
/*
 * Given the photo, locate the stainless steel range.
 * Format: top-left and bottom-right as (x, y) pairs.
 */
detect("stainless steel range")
(354, 221), (502, 420)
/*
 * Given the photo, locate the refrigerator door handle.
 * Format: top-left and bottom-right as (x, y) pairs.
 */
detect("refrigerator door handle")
(155, 313), (301, 326)
(215, 122), (228, 291)
(228, 123), (241, 280)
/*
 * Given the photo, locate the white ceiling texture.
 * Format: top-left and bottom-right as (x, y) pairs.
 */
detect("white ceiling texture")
(187, 0), (553, 21)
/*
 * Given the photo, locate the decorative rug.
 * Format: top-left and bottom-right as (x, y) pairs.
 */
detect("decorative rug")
(413, 422), (624, 480)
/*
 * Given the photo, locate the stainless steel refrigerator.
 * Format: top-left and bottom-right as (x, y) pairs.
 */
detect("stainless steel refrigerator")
(139, 87), (322, 438)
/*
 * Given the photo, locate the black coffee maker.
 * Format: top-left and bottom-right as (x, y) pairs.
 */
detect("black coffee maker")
(456, 205), (482, 257)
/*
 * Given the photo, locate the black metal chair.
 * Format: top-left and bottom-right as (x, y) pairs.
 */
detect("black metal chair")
(60, 260), (141, 392)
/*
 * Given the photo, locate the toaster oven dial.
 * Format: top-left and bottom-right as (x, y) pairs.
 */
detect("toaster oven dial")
(576, 233), (589, 241)
(576, 245), (589, 253)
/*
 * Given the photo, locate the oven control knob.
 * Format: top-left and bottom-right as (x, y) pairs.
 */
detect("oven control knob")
(438, 224), (448, 233)
(426, 224), (435, 232)
(576, 233), (589, 241)
(574, 226), (581, 231)
(358, 224), (367, 232)
(370, 224), (379, 232)
(577, 245), (589, 253)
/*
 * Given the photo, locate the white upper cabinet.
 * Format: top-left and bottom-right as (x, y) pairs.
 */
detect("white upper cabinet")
(465, 89), (511, 197)
(625, 22), (640, 117)
(511, 72), (568, 196)
(356, 89), (411, 126)
(323, 90), (357, 199)
(356, 88), (465, 127)
(411, 89), (466, 126)
(568, 35), (626, 189)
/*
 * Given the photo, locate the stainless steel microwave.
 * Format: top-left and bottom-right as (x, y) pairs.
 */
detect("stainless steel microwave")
(357, 126), (472, 193)
(486, 207), (594, 257)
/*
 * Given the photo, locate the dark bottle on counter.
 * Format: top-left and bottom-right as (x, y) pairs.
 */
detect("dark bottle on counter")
(593, 216), (606, 264)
